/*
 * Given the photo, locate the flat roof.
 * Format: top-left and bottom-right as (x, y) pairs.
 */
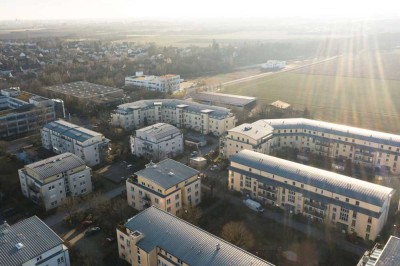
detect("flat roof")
(43, 119), (103, 143)
(0, 216), (64, 266)
(136, 123), (181, 140)
(231, 150), (394, 207)
(124, 206), (273, 266)
(135, 159), (199, 189)
(44, 81), (122, 99)
(228, 123), (273, 140)
(24, 153), (86, 181)
(117, 99), (232, 119)
(192, 92), (256, 107)
(269, 100), (291, 109)
(258, 118), (400, 146)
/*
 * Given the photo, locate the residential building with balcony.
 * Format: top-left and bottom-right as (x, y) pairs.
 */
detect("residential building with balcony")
(111, 99), (236, 136)
(18, 153), (92, 211)
(41, 119), (110, 166)
(357, 235), (400, 266)
(228, 150), (394, 241)
(0, 216), (70, 266)
(130, 123), (183, 161)
(220, 123), (274, 158)
(223, 118), (400, 175)
(126, 160), (201, 215)
(116, 206), (273, 266)
(125, 72), (181, 93)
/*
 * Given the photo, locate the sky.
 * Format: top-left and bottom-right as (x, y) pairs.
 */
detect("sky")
(1, 0), (400, 21)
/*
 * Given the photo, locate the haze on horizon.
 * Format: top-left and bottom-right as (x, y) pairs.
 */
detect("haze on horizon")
(1, 0), (400, 21)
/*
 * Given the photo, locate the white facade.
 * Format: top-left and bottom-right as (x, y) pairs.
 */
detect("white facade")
(18, 153), (92, 211)
(111, 99), (237, 136)
(41, 119), (110, 166)
(21, 245), (70, 266)
(261, 60), (286, 70)
(130, 123), (183, 161)
(229, 150), (394, 241)
(125, 73), (181, 93)
(223, 118), (400, 175)
(126, 160), (201, 215)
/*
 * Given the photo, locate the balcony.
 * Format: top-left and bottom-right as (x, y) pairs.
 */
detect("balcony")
(303, 207), (325, 219)
(258, 192), (277, 201)
(29, 184), (40, 194)
(315, 141), (330, 147)
(304, 200), (327, 210)
(258, 185), (277, 193)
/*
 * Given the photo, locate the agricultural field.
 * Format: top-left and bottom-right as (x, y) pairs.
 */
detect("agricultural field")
(223, 71), (400, 134)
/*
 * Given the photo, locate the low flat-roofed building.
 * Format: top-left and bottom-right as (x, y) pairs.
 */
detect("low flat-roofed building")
(130, 123), (183, 161)
(229, 150), (394, 241)
(191, 91), (256, 110)
(269, 100), (291, 110)
(116, 206), (274, 266)
(126, 160), (201, 215)
(357, 235), (400, 266)
(43, 81), (123, 106)
(0, 216), (70, 266)
(111, 99), (236, 136)
(0, 87), (57, 139)
(18, 152), (92, 210)
(41, 119), (110, 166)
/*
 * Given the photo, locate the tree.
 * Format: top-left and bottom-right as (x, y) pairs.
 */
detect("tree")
(221, 221), (255, 250)
(58, 196), (79, 226)
(178, 205), (202, 225)
(303, 107), (311, 118)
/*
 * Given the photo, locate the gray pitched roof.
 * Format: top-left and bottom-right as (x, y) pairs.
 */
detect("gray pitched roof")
(231, 150), (394, 207)
(136, 123), (181, 141)
(125, 206), (273, 266)
(24, 152), (86, 181)
(43, 119), (103, 143)
(0, 216), (64, 266)
(135, 159), (199, 189)
(375, 236), (400, 266)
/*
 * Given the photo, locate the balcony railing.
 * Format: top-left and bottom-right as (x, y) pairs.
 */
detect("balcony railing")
(304, 200), (327, 210)
(303, 207), (325, 218)
(258, 185), (277, 193)
(258, 192), (277, 201)
(315, 141), (330, 147)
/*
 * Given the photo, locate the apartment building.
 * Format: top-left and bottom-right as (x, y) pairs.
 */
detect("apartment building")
(126, 160), (201, 215)
(130, 123), (183, 161)
(0, 87), (59, 138)
(228, 150), (394, 240)
(111, 99), (236, 136)
(41, 119), (110, 166)
(220, 123), (274, 158)
(125, 72), (181, 93)
(18, 153), (92, 211)
(116, 206), (273, 266)
(357, 235), (400, 266)
(0, 216), (70, 266)
(223, 118), (400, 175)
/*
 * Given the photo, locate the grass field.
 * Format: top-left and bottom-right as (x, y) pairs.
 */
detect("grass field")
(223, 72), (400, 133)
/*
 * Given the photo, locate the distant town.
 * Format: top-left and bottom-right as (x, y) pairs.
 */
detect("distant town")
(1, 15), (400, 266)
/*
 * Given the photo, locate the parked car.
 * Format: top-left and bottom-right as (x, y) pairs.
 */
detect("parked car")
(126, 164), (134, 169)
(85, 227), (101, 237)
(243, 199), (264, 213)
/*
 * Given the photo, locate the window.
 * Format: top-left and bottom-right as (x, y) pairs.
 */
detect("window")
(339, 207), (349, 222)
(57, 257), (64, 264)
(351, 220), (356, 227)
(366, 225), (371, 232)
(345, 198), (349, 203)
(187, 187), (191, 193)
(176, 202), (180, 208)
(356, 201), (359, 206)
(154, 198), (159, 204)
(353, 211), (357, 219)
(37, 256), (42, 261)
(167, 199), (171, 204)
(175, 194), (179, 200)
(368, 216), (372, 223)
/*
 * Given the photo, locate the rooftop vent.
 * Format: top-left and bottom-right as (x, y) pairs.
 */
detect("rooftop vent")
(168, 172), (174, 176)
(15, 243), (24, 250)
(216, 243), (221, 250)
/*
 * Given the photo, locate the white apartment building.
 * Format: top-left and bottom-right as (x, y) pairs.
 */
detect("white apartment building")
(0, 216), (70, 266)
(18, 153), (92, 211)
(41, 119), (110, 166)
(125, 72), (181, 93)
(116, 206), (273, 266)
(220, 123), (274, 158)
(222, 118), (400, 175)
(111, 99), (237, 136)
(126, 160), (201, 215)
(229, 150), (394, 241)
(130, 123), (183, 161)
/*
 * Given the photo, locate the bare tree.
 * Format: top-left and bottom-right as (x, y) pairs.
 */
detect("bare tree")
(178, 205), (202, 226)
(221, 221), (255, 250)
(58, 196), (79, 226)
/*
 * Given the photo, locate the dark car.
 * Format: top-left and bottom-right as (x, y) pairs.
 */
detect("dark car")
(85, 227), (101, 237)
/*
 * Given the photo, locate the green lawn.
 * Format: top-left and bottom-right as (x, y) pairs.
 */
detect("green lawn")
(223, 72), (400, 133)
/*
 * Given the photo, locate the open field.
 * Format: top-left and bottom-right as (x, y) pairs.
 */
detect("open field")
(223, 72), (400, 133)
(295, 50), (400, 80)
